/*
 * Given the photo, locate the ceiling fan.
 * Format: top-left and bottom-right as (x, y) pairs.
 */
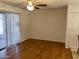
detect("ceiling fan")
(17, 0), (47, 11)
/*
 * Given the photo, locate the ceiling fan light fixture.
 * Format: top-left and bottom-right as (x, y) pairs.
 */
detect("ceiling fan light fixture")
(27, 5), (34, 11)
(28, 1), (33, 5)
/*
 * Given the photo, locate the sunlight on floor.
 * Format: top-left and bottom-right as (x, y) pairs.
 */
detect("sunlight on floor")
(0, 45), (19, 59)
(72, 51), (79, 59)
(0, 49), (8, 59)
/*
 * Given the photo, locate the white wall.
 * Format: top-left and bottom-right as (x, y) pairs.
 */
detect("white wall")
(29, 7), (67, 42)
(0, 2), (29, 42)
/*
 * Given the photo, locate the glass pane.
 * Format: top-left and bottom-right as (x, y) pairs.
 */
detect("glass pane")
(0, 13), (6, 49)
(11, 14), (20, 45)
(0, 15), (3, 35)
(0, 13), (7, 58)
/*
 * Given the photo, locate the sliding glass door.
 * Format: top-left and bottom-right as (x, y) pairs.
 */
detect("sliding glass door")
(0, 13), (20, 58)
(11, 14), (20, 45)
(0, 13), (7, 58)
(0, 13), (7, 50)
(0, 12), (20, 48)
(6, 13), (20, 45)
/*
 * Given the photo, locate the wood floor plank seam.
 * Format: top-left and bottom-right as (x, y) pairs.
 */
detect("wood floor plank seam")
(34, 43), (49, 59)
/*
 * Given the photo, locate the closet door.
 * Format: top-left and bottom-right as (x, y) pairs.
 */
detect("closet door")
(67, 12), (79, 51)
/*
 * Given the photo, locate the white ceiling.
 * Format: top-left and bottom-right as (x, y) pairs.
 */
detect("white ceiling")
(0, 0), (68, 8)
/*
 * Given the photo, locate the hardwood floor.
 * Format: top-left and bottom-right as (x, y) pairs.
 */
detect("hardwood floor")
(0, 39), (73, 59)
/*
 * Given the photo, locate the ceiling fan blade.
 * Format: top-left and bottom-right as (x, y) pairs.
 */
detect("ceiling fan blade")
(23, 7), (27, 9)
(34, 6), (40, 9)
(36, 4), (47, 6)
